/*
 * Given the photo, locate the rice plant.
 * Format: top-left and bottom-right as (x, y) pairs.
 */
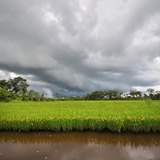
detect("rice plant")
(0, 100), (160, 132)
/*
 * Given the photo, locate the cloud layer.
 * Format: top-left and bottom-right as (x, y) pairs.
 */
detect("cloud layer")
(0, 0), (160, 96)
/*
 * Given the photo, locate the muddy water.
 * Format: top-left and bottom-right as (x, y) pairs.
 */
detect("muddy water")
(0, 132), (160, 160)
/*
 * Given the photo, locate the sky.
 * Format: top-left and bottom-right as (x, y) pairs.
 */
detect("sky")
(0, 0), (160, 97)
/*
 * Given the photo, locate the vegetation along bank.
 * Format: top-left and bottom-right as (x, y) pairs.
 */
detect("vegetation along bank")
(0, 100), (160, 132)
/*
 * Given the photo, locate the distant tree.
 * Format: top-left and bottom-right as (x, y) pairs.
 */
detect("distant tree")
(27, 89), (41, 101)
(0, 87), (13, 101)
(40, 93), (45, 101)
(130, 89), (141, 99)
(105, 90), (122, 99)
(85, 91), (105, 100)
(0, 80), (9, 90)
(8, 77), (29, 99)
(0, 77), (46, 101)
(146, 88), (154, 98)
(84, 90), (122, 100)
(149, 90), (160, 100)
(154, 91), (160, 100)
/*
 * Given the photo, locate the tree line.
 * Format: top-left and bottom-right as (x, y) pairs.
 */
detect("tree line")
(62, 88), (160, 100)
(0, 77), (160, 101)
(0, 77), (45, 101)
(83, 89), (160, 100)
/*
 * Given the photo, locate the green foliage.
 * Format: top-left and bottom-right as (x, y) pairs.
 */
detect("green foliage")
(0, 88), (14, 101)
(152, 93), (160, 100)
(130, 89), (142, 99)
(0, 77), (160, 102)
(85, 90), (122, 100)
(0, 100), (160, 132)
(85, 91), (105, 100)
(8, 77), (29, 97)
(0, 77), (30, 101)
(27, 89), (41, 101)
(0, 80), (9, 90)
(0, 77), (44, 101)
(146, 88), (155, 97)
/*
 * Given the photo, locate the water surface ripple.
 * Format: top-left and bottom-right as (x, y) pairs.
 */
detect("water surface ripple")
(0, 132), (160, 160)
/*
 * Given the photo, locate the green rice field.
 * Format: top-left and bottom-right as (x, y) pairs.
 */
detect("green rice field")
(0, 100), (160, 132)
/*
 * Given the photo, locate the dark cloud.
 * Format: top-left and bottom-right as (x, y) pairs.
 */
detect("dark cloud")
(0, 0), (160, 96)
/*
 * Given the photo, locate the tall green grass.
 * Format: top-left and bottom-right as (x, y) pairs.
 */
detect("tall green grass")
(0, 100), (160, 132)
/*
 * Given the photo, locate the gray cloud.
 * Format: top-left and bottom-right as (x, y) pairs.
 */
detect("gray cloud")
(0, 0), (160, 96)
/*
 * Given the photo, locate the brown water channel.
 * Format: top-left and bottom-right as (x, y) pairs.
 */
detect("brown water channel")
(0, 132), (160, 160)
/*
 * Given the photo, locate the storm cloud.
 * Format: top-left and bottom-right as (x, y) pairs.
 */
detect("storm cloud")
(0, 0), (160, 96)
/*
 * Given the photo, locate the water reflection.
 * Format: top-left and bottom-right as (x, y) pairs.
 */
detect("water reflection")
(0, 132), (160, 160)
